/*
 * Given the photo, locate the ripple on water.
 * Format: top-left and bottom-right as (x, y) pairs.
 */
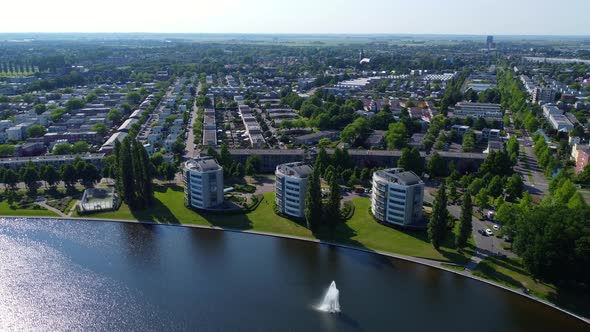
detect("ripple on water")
(0, 221), (168, 332)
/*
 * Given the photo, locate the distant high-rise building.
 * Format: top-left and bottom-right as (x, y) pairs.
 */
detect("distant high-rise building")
(486, 36), (495, 50)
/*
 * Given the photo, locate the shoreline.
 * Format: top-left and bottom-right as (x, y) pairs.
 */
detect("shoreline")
(2, 215), (588, 325)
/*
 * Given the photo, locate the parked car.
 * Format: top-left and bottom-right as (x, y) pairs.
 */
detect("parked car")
(493, 224), (500, 231)
(485, 229), (493, 236)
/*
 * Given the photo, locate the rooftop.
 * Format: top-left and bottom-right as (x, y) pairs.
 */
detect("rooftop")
(186, 157), (222, 173)
(375, 168), (423, 186)
(276, 162), (313, 178)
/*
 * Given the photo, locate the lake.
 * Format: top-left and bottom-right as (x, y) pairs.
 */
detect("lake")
(0, 218), (586, 331)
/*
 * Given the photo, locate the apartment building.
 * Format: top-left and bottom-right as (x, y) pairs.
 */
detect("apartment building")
(184, 157), (224, 210)
(543, 104), (574, 132)
(453, 102), (503, 121)
(275, 162), (313, 218)
(532, 87), (556, 105)
(572, 144), (590, 174)
(371, 168), (424, 228)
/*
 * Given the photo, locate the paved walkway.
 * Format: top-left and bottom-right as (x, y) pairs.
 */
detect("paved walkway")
(36, 199), (79, 218)
(67, 200), (79, 217)
(36, 201), (67, 217)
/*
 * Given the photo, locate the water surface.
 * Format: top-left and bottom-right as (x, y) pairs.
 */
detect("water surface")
(0, 218), (586, 331)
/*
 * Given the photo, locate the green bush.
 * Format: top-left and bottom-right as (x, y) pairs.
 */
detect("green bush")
(341, 201), (355, 220)
(235, 184), (256, 193)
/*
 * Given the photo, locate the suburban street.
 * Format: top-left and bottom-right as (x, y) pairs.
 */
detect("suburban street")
(514, 130), (549, 196)
(183, 82), (202, 161)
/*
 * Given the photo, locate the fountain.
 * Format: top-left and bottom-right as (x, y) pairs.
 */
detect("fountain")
(318, 281), (340, 313)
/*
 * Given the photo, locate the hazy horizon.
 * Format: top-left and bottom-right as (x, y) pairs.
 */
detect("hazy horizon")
(0, 32), (589, 37)
(2, 0), (589, 35)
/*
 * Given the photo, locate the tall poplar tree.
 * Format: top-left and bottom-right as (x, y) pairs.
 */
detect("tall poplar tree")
(131, 139), (146, 207)
(428, 182), (449, 250)
(113, 139), (122, 195)
(304, 168), (322, 231)
(119, 137), (136, 208)
(326, 174), (342, 228)
(136, 139), (153, 206)
(315, 146), (329, 176)
(456, 192), (473, 249)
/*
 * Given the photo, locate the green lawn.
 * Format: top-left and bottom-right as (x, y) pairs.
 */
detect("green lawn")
(76, 185), (474, 264)
(473, 256), (590, 318)
(441, 263), (466, 272)
(319, 198), (475, 263)
(0, 200), (58, 217)
(65, 198), (78, 213)
(76, 185), (313, 238)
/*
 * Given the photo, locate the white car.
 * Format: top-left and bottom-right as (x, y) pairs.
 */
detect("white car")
(493, 224), (500, 231)
(485, 229), (493, 236)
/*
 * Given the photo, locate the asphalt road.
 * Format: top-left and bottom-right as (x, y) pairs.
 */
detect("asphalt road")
(514, 132), (549, 196)
(183, 82), (202, 161)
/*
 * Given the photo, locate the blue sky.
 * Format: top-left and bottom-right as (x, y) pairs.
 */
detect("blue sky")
(1, 0), (588, 35)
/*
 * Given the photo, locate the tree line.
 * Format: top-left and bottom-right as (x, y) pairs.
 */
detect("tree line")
(206, 144), (261, 178)
(0, 158), (101, 195)
(304, 157), (342, 233)
(495, 174), (589, 285)
(112, 137), (154, 209)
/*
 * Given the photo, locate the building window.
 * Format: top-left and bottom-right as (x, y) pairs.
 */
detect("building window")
(388, 205), (405, 212)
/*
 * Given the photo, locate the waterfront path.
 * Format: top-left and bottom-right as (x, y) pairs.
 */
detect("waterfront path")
(35, 201), (67, 218)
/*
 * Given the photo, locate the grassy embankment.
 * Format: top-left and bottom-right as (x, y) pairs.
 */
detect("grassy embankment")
(474, 255), (590, 318)
(74, 184), (475, 264)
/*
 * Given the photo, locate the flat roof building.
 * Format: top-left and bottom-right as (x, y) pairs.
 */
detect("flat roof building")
(371, 168), (424, 228)
(453, 102), (503, 121)
(549, 114), (574, 133)
(532, 87), (556, 105)
(275, 162), (313, 218)
(184, 157), (224, 210)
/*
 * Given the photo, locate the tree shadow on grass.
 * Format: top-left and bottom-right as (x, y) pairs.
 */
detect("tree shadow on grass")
(547, 284), (590, 319)
(474, 260), (524, 290)
(129, 186), (183, 224)
(400, 225), (473, 265)
(131, 197), (180, 224)
(199, 210), (254, 231)
(438, 243), (477, 265)
(154, 184), (183, 193)
(481, 255), (530, 276)
(312, 221), (400, 271)
(316, 222), (365, 249)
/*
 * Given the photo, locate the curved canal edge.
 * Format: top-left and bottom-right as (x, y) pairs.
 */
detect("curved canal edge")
(4, 215), (589, 325)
